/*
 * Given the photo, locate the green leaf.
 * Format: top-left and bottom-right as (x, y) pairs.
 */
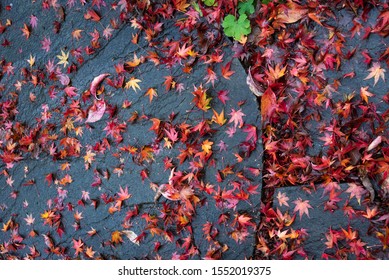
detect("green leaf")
(222, 14), (251, 41)
(238, 0), (255, 16)
(261, 0), (272, 4)
(203, 0), (216, 6)
(192, 1), (203, 16)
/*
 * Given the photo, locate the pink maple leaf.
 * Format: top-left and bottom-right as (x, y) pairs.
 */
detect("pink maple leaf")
(293, 198), (312, 219)
(217, 90), (230, 105)
(30, 15), (38, 29)
(41, 37), (51, 52)
(228, 108), (245, 128)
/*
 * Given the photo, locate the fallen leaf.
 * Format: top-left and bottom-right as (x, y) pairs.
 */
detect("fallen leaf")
(122, 230), (140, 245)
(85, 101), (106, 123)
(364, 62), (386, 86)
(261, 88), (276, 121)
(90, 73), (110, 100)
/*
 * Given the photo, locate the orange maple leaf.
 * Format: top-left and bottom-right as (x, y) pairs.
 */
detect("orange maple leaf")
(111, 231), (123, 244)
(145, 88), (157, 103)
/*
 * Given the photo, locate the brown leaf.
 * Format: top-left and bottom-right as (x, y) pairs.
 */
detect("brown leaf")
(246, 67), (263, 97)
(261, 88), (276, 121)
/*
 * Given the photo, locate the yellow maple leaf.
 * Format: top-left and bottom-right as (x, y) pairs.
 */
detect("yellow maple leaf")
(83, 150), (96, 164)
(57, 50), (69, 68)
(85, 246), (95, 258)
(364, 62), (386, 86)
(201, 139), (213, 155)
(125, 77), (142, 92)
(27, 54), (35, 67)
(72, 29), (83, 40)
(212, 109), (226, 126)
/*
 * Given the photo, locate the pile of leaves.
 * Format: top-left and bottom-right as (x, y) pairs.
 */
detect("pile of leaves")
(0, 0), (388, 260)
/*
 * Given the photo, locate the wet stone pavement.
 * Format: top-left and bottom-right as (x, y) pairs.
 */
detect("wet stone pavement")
(0, 1), (261, 259)
(0, 1), (389, 260)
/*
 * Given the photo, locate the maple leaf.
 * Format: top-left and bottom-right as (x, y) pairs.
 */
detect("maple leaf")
(125, 77), (142, 92)
(103, 25), (114, 40)
(145, 88), (157, 103)
(21, 23), (30, 39)
(111, 231), (123, 244)
(201, 139), (213, 155)
(27, 54), (35, 67)
(212, 109), (226, 126)
(235, 214), (255, 228)
(228, 108), (245, 128)
(72, 29), (83, 40)
(221, 61), (235, 79)
(126, 53), (141, 68)
(117, 186), (131, 201)
(243, 124), (257, 142)
(164, 127), (178, 143)
(176, 43), (192, 59)
(30, 15), (38, 28)
(83, 150), (96, 164)
(204, 67), (218, 86)
(192, 85), (211, 111)
(72, 238), (84, 256)
(164, 76), (174, 91)
(346, 183), (366, 204)
(266, 64), (287, 82)
(364, 62), (386, 86)
(85, 246), (96, 259)
(173, 0), (190, 12)
(217, 90), (230, 105)
(41, 37), (51, 52)
(57, 50), (69, 68)
(276, 191), (289, 207)
(24, 214), (35, 226)
(293, 198), (312, 219)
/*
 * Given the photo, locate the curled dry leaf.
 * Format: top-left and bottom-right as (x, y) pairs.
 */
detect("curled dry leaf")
(85, 100), (106, 123)
(361, 175), (375, 202)
(367, 136), (382, 151)
(122, 230), (140, 245)
(90, 73), (110, 100)
(246, 67), (264, 97)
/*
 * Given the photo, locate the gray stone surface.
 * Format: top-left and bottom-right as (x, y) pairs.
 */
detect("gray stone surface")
(0, 1), (262, 259)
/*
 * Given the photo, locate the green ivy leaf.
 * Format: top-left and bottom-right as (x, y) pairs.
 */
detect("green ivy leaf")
(222, 14), (251, 41)
(261, 0), (272, 4)
(203, 0), (216, 6)
(238, 0), (255, 16)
